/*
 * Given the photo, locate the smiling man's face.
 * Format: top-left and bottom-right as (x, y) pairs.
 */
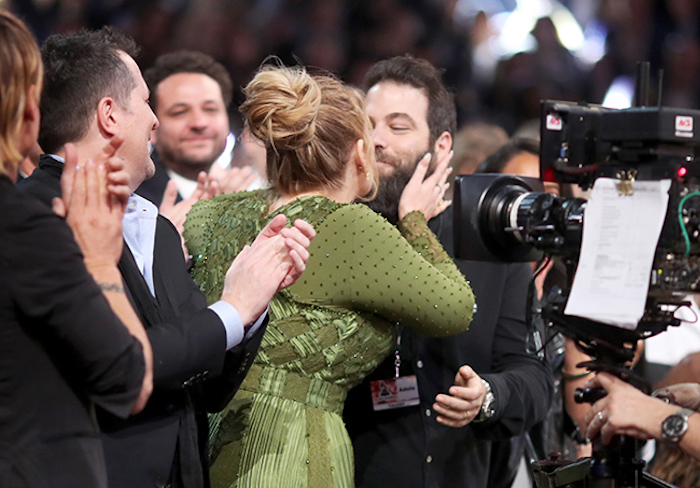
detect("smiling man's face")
(115, 51), (159, 191)
(365, 81), (432, 179)
(151, 72), (229, 178)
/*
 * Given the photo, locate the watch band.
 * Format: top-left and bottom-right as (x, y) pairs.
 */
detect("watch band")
(662, 407), (694, 443)
(474, 378), (495, 423)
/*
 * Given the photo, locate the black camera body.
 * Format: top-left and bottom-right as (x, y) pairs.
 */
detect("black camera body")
(455, 100), (700, 296)
(455, 67), (700, 487)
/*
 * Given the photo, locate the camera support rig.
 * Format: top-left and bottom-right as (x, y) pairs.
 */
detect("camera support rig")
(530, 290), (682, 488)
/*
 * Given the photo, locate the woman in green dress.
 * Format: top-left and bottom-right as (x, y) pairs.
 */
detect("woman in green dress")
(184, 65), (475, 488)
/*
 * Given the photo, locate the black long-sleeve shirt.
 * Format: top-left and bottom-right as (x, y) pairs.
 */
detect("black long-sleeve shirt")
(345, 207), (554, 488)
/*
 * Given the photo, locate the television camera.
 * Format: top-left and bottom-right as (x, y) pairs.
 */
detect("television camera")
(453, 67), (700, 487)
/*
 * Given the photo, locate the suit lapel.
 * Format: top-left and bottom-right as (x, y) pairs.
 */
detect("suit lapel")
(152, 218), (182, 322)
(118, 244), (165, 328)
(36, 155), (171, 329)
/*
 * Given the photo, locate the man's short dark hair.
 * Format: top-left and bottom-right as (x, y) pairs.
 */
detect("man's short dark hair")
(363, 55), (457, 147)
(38, 27), (139, 154)
(144, 50), (233, 111)
(476, 138), (540, 174)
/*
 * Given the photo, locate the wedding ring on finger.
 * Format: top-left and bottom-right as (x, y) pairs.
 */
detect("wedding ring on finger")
(597, 411), (604, 421)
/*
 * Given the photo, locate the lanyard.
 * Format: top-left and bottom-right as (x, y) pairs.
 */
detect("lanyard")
(394, 325), (404, 379)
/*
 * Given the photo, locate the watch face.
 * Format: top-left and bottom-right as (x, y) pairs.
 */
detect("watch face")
(663, 412), (689, 441)
(664, 415), (686, 435)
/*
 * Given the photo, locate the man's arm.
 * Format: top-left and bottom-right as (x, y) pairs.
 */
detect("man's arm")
(478, 285), (553, 438)
(585, 373), (700, 461)
(159, 172), (218, 260)
(433, 263), (554, 436)
(57, 141), (153, 414)
(139, 213), (313, 391)
(433, 365), (488, 427)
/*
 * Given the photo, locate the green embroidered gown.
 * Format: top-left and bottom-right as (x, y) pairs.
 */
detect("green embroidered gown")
(183, 190), (475, 488)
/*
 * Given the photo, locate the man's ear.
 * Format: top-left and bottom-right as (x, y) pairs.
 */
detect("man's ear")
(96, 97), (119, 137)
(24, 85), (40, 124)
(17, 84), (41, 159)
(433, 131), (452, 161)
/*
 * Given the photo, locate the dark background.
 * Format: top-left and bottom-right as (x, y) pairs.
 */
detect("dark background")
(8, 0), (700, 134)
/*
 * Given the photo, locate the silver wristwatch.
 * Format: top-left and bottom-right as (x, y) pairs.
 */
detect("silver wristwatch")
(661, 408), (694, 443)
(474, 378), (495, 423)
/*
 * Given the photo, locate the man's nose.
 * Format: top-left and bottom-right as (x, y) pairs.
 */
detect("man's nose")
(372, 125), (387, 148)
(189, 109), (209, 129)
(151, 110), (159, 130)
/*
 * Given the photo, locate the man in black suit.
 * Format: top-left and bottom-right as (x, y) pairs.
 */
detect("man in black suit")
(136, 50), (256, 207)
(344, 55), (553, 488)
(1, 12), (150, 487)
(18, 28), (313, 488)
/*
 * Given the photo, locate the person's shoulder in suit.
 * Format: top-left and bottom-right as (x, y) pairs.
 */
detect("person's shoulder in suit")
(16, 154), (63, 206)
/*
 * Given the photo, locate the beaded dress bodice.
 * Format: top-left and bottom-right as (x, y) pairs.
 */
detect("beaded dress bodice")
(184, 189), (475, 488)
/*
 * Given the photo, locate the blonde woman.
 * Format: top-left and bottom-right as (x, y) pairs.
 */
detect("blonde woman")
(184, 65), (475, 488)
(0, 11), (152, 487)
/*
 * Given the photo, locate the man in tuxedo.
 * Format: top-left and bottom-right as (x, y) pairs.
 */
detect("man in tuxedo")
(344, 55), (553, 488)
(18, 27), (313, 488)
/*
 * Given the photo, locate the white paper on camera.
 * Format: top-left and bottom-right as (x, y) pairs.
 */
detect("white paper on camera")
(564, 178), (671, 329)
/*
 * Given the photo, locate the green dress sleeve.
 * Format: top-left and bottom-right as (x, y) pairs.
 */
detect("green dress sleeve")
(288, 204), (475, 337)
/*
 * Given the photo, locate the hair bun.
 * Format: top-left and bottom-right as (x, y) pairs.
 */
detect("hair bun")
(241, 66), (321, 153)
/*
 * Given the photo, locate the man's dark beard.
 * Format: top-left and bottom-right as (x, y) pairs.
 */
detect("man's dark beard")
(366, 164), (415, 225)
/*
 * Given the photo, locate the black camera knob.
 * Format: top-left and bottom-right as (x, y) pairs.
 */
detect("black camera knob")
(574, 386), (608, 404)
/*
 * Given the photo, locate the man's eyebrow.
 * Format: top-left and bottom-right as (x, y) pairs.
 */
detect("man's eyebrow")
(386, 112), (417, 125)
(166, 99), (221, 110)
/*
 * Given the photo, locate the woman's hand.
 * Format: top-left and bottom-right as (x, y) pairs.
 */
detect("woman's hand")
(398, 151), (452, 221)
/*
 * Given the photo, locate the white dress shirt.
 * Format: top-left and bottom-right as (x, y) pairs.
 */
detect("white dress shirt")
(121, 193), (265, 350)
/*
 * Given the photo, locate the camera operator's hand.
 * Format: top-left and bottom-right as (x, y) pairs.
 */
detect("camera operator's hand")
(432, 365), (487, 428)
(584, 372), (676, 445)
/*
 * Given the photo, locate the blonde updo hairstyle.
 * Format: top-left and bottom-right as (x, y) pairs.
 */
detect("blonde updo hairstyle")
(240, 64), (377, 200)
(0, 11), (43, 178)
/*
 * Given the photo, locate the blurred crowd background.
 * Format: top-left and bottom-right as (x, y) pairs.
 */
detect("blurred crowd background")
(6, 0), (700, 135)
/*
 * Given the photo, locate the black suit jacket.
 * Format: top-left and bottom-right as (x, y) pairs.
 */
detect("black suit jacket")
(345, 207), (553, 488)
(135, 150), (180, 207)
(18, 155), (265, 488)
(0, 175), (145, 488)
